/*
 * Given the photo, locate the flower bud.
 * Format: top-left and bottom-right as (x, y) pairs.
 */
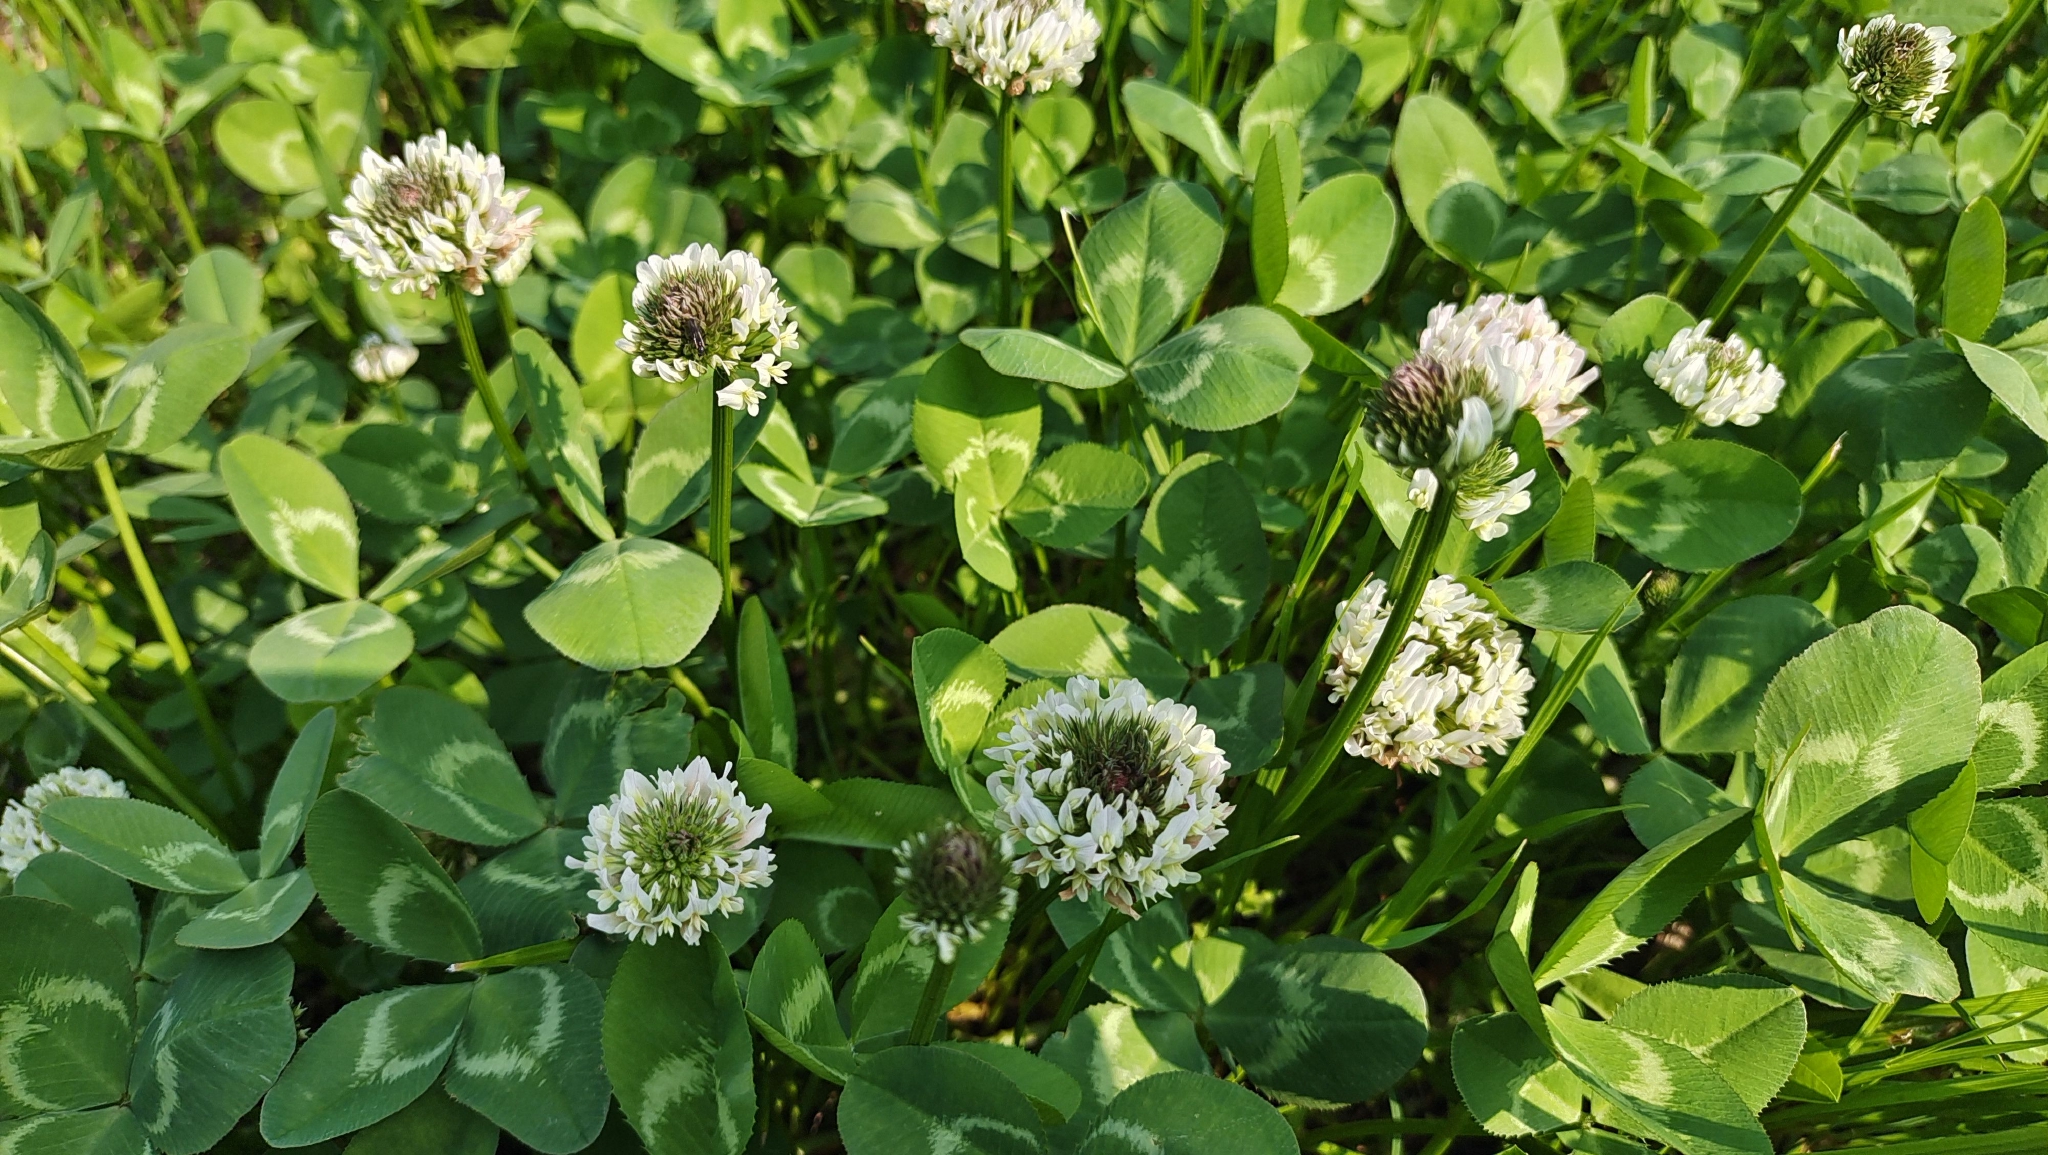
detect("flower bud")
(348, 333), (418, 384)
(896, 823), (1018, 963)
(1839, 15), (1956, 126)
(1368, 355), (1516, 478)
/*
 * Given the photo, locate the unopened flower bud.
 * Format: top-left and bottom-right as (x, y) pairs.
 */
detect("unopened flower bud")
(1839, 15), (1956, 126)
(896, 823), (1018, 963)
(1369, 355), (1517, 478)
(349, 332), (418, 384)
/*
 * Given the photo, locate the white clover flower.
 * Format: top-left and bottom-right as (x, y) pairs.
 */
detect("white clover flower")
(1646, 322), (1787, 428)
(1840, 15), (1956, 126)
(1409, 447), (1537, 542)
(348, 332), (419, 384)
(328, 131), (540, 297)
(895, 822), (1018, 964)
(566, 758), (775, 946)
(1369, 352), (1523, 478)
(717, 377), (769, 416)
(751, 353), (789, 387)
(1419, 294), (1597, 440)
(1, 767), (129, 879)
(616, 245), (797, 400)
(985, 676), (1232, 917)
(924, 0), (1102, 95)
(1326, 576), (1535, 774)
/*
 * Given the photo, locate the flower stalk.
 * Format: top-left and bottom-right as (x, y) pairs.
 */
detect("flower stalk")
(1053, 910), (1128, 1029)
(447, 289), (549, 508)
(1271, 488), (1459, 828)
(1359, 579), (1642, 945)
(710, 380), (738, 621)
(998, 90), (1017, 325)
(92, 456), (239, 792)
(909, 956), (959, 1044)
(18, 622), (185, 789)
(143, 141), (204, 256)
(1702, 108), (1864, 329)
(0, 637), (222, 838)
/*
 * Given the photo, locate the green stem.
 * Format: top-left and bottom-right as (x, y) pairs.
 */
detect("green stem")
(932, 47), (950, 152)
(1993, 93), (2048, 208)
(484, 0), (538, 154)
(1097, 0), (1130, 146)
(17, 622), (200, 808)
(516, 537), (561, 580)
(493, 284), (546, 426)
(1053, 911), (1128, 1031)
(784, 0), (822, 40)
(129, 0), (175, 48)
(1406, 0), (1448, 97)
(143, 141), (203, 257)
(667, 666), (715, 716)
(1359, 580), (1643, 945)
(908, 955), (958, 1044)
(1564, 0), (1625, 55)
(1186, 0), (1205, 101)
(1702, 109), (1864, 329)
(0, 147), (21, 239)
(0, 637), (224, 838)
(291, 103), (348, 222)
(997, 89), (1016, 326)
(92, 456), (240, 793)
(710, 393), (737, 621)
(1270, 491), (1459, 828)
(404, 0), (461, 125)
(1942, 0), (2041, 135)
(447, 286), (549, 507)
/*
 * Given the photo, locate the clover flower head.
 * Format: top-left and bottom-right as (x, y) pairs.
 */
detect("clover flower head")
(1409, 446), (1537, 542)
(924, 0), (1102, 95)
(1419, 294), (1597, 440)
(567, 758), (775, 945)
(617, 245), (797, 399)
(1839, 15), (1956, 126)
(349, 332), (419, 384)
(895, 822), (1018, 963)
(1644, 322), (1786, 428)
(1369, 353), (1522, 478)
(984, 676), (1232, 916)
(327, 131), (540, 297)
(1, 767), (129, 879)
(1326, 576), (1535, 774)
